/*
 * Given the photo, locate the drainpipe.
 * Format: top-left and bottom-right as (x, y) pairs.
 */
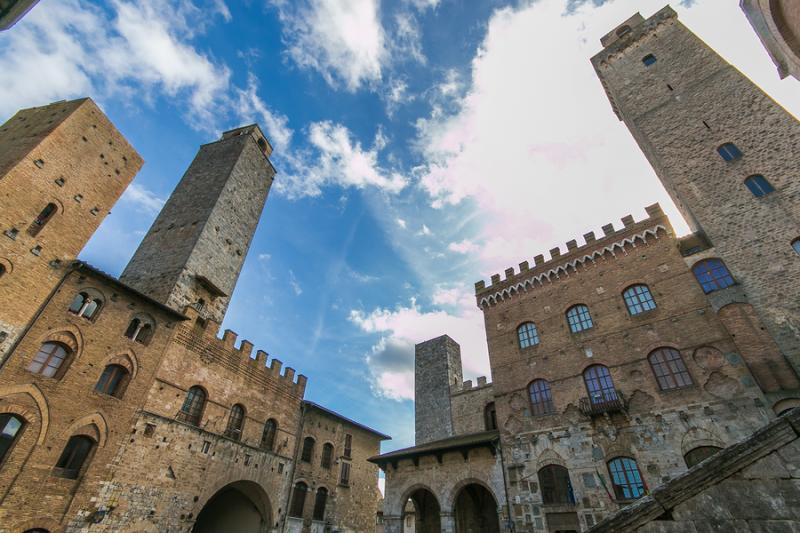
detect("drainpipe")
(282, 401), (307, 532)
(495, 437), (515, 533)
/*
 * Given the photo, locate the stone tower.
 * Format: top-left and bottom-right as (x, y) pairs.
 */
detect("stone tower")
(0, 98), (142, 361)
(121, 125), (275, 323)
(414, 335), (463, 445)
(592, 7), (800, 370)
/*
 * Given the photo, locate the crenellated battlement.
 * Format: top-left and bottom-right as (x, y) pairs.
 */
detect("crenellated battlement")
(173, 307), (307, 397)
(474, 204), (671, 309)
(450, 375), (493, 395)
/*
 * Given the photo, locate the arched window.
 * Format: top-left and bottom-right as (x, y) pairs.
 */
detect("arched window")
(0, 264), (6, 279)
(538, 465), (575, 505)
(622, 284), (656, 315)
(289, 482), (307, 518)
(607, 457), (645, 500)
(177, 386), (206, 426)
(344, 433), (352, 458)
(94, 364), (130, 398)
(717, 143), (743, 161)
(224, 404), (245, 441)
(27, 342), (71, 378)
(321, 443), (334, 469)
(301, 437), (315, 463)
(29, 203), (57, 236)
(54, 435), (94, 479)
(642, 54), (657, 66)
(68, 292), (87, 314)
(793, 239), (800, 255)
(260, 419), (277, 451)
(648, 348), (693, 390)
(566, 304), (593, 333)
(744, 174), (775, 197)
(684, 446), (722, 468)
(124, 317), (155, 345)
(0, 413), (25, 465)
(484, 402), (497, 431)
(529, 379), (555, 416)
(517, 322), (540, 349)
(583, 365), (617, 405)
(312, 487), (328, 520)
(692, 259), (734, 294)
(69, 291), (104, 319)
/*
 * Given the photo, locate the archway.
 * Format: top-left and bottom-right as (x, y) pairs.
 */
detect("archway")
(404, 488), (440, 533)
(193, 480), (271, 533)
(453, 483), (500, 533)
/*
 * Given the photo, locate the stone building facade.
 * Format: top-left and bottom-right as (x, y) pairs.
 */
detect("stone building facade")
(741, 0), (800, 81)
(0, 99), (388, 533)
(591, 6), (800, 377)
(375, 6), (800, 533)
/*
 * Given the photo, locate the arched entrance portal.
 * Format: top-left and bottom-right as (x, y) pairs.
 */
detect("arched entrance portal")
(404, 488), (440, 533)
(193, 480), (271, 533)
(453, 483), (500, 533)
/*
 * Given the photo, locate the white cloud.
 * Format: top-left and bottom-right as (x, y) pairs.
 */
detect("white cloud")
(350, 293), (487, 401)
(396, 218), (407, 229)
(277, 121), (408, 198)
(233, 73), (294, 152)
(0, 0), (233, 126)
(289, 269), (303, 296)
(417, 224), (432, 236)
(271, 0), (387, 91)
(120, 182), (166, 214)
(411, 0), (800, 278)
(447, 239), (479, 254)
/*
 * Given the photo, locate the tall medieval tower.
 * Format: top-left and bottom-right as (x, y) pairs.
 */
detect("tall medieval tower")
(414, 335), (463, 445)
(592, 6), (800, 370)
(0, 98), (142, 362)
(120, 125), (275, 323)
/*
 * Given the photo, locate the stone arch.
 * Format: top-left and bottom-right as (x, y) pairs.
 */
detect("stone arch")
(769, 0), (800, 57)
(35, 327), (82, 364)
(680, 427), (725, 456)
(100, 350), (139, 378)
(399, 485), (441, 533)
(392, 483), (440, 516)
(0, 383), (50, 444)
(536, 448), (567, 469)
(445, 477), (498, 512)
(11, 517), (63, 533)
(193, 480), (272, 533)
(452, 482), (501, 533)
(773, 398), (800, 416)
(64, 412), (109, 448)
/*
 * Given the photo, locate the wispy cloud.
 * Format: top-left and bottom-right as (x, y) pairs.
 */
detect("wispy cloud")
(270, 0), (387, 91)
(120, 182), (166, 214)
(289, 269), (303, 296)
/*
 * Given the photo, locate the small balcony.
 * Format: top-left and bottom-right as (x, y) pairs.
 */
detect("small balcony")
(579, 390), (625, 417)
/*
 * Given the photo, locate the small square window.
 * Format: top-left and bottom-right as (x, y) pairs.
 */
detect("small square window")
(744, 175), (775, 197)
(33, 159), (45, 168)
(90, 207), (100, 216)
(55, 177), (65, 187)
(201, 441), (211, 454)
(244, 454), (252, 466)
(4, 228), (18, 240)
(144, 423), (156, 437)
(74, 194), (83, 203)
(642, 54), (656, 66)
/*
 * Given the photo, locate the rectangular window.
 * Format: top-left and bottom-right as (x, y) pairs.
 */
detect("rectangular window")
(201, 441), (211, 454)
(340, 461), (351, 486)
(344, 434), (352, 459)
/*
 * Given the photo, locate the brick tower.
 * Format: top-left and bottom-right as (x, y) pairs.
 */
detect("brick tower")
(592, 7), (800, 370)
(120, 125), (275, 323)
(414, 335), (463, 445)
(0, 98), (142, 361)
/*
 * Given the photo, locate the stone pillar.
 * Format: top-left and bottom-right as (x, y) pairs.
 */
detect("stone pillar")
(440, 512), (455, 533)
(383, 515), (403, 533)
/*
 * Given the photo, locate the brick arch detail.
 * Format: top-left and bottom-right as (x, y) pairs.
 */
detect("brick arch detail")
(0, 383), (50, 444)
(11, 516), (64, 533)
(64, 412), (109, 448)
(389, 483), (440, 516)
(36, 325), (83, 358)
(536, 448), (567, 469)
(680, 427), (725, 456)
(100, 350), (139, 379)
(192, 476), (274, 526)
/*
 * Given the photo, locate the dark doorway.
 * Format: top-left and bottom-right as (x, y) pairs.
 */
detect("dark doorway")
(193, 481), (270, 533)
(405, 488), (441, 533)
(453, 483), (500, 533)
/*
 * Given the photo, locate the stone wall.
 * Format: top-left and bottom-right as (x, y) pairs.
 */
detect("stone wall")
(120, 126), (275, 324)
(589, 408), (800, 532)
(450, 380), (494, 436)
(415, 336), (463, 445)
(742, 0), (800, 81)
(592, 5), (800, 372)
(0, 99), (142, 363)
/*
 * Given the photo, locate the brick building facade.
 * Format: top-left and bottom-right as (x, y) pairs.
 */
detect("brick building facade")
(0, 99), (388, 533)
(374, 5), (800, 533)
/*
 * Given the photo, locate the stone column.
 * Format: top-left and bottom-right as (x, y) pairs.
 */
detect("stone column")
(382, 515), (403, 533)
(440, 511), (455, 533)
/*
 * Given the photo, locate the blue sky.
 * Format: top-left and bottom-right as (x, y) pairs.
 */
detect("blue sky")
(2, 0), (799, 458)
